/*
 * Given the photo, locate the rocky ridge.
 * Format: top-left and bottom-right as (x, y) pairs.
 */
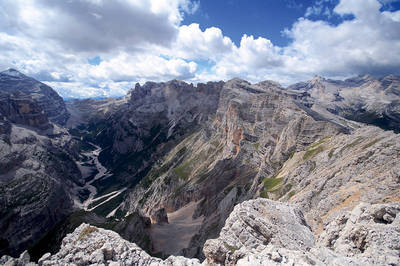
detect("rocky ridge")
(288, 74), (400, 132)
(3, 199), (399, 265)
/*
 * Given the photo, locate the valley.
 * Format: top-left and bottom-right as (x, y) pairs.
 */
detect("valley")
(73, 143), (125, 214)
(0, 69), (399, 265)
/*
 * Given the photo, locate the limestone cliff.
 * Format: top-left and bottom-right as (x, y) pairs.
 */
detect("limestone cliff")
(0, 69), (69, 126)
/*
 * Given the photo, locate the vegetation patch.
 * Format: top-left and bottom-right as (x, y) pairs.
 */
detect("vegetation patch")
(211, 140), (220, 147)
(362, 138), (383, 150)
(141, 160), (174, 189)
(172, 161), (192, 180)
(303, 146), (324, 161)
(92, 192), (126, 217)
(289, 151), (295, 159)
(262, 177), (283, 192)
(173, 182), (189, 198)
(260, 190), (269, 198)
(224, 242), (239, 253)
(341, 136), (364, 152)
(328, 148), (336, 158)
(310, 161), (316, 172)
(253, 142), (260, 150)
(309, 138), (328, 149)
(77, 226), (98, 241)
(284, 183), (292, 191)
(288, 191), (296, 199)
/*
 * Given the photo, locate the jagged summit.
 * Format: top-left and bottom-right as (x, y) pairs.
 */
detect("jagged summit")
(0, 68), (26, 78)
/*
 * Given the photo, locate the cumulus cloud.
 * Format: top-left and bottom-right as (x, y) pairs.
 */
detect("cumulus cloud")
(1, 0), (400, 97)
(206, 0), (400, 84)
(284, 0), (400, 77)
(0, 0), (189, 52)
(169, 23), (234, 60)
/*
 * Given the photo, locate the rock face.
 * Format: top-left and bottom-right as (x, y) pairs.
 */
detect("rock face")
(203, 199), (400, 265)
(0, 70), (80, 257)
(151, 208), (169, 224)
(1, 70), (400, 264)
(203, 199), (315, 264)
(123, 78), (346, 257)
(318, 202), (400, 264)
(4, 199), (398, 265)
(275, 126), (400, 236)
(119, 77), (399, 259)
(96, 80), (223, 174)
(0, 124), (81, 257)
(31, 223), (200, 266)
(288, 74), (400, 132)
(0, 69), (69, 126)
(0, 90), (51, 130)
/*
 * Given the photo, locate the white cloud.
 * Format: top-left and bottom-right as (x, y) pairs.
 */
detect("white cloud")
(1, 0), (400, 97)
(169, 23), (234, 60)
(284, 0), (400, 77)
(205, 0), (400, 84)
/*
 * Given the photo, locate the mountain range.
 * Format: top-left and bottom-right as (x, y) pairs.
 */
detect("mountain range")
(0, 69), (399, 265)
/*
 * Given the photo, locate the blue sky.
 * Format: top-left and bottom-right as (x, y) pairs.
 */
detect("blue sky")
(184, 0), (400, 46)
(184, 0), (317, 47)
(1, 0), (400, 98)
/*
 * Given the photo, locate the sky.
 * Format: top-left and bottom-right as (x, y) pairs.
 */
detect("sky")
(0, 0), (400, 98)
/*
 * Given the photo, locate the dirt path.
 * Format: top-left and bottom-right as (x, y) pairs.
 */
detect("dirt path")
(149, 201), (204, 255)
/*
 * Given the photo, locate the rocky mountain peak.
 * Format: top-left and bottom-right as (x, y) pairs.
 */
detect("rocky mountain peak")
(310, 75), (325, 84)
(256, 79), (281, 90)
(0, 68), (26, 79)
(0, 69), (69, 125)
(225, 78), (251, 88)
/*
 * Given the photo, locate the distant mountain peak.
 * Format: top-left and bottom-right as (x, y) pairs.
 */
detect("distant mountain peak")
(311, 75), (325, 83)
(0, 68), (25, 78)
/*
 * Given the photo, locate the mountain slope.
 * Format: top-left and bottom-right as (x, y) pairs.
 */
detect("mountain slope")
(288, 74), (400, 132)
(0, 69), (69, 126)
(0, 70), (80, 256)
(1, 71), (399, 264)
(122, 78), (347, 257)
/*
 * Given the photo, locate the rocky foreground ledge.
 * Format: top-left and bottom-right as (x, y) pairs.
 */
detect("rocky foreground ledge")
(2, 199), (400, 265)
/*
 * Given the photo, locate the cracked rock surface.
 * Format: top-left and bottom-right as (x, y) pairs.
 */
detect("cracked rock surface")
(4, 199), (399, 265)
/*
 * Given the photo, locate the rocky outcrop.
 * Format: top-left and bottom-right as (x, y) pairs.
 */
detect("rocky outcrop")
(0, 69), (69, 126)
(72, 80), (225, 215)
(4, 199), (398, 265)
(1, 71), (399, 264)
(318, 202), (400, 264)
(203, 199), (400, 265)
(66, 97), (127, 129)
(203, 199), (315, 264)
(28, 223), (200, 265)
(151, 208), (169, 224)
